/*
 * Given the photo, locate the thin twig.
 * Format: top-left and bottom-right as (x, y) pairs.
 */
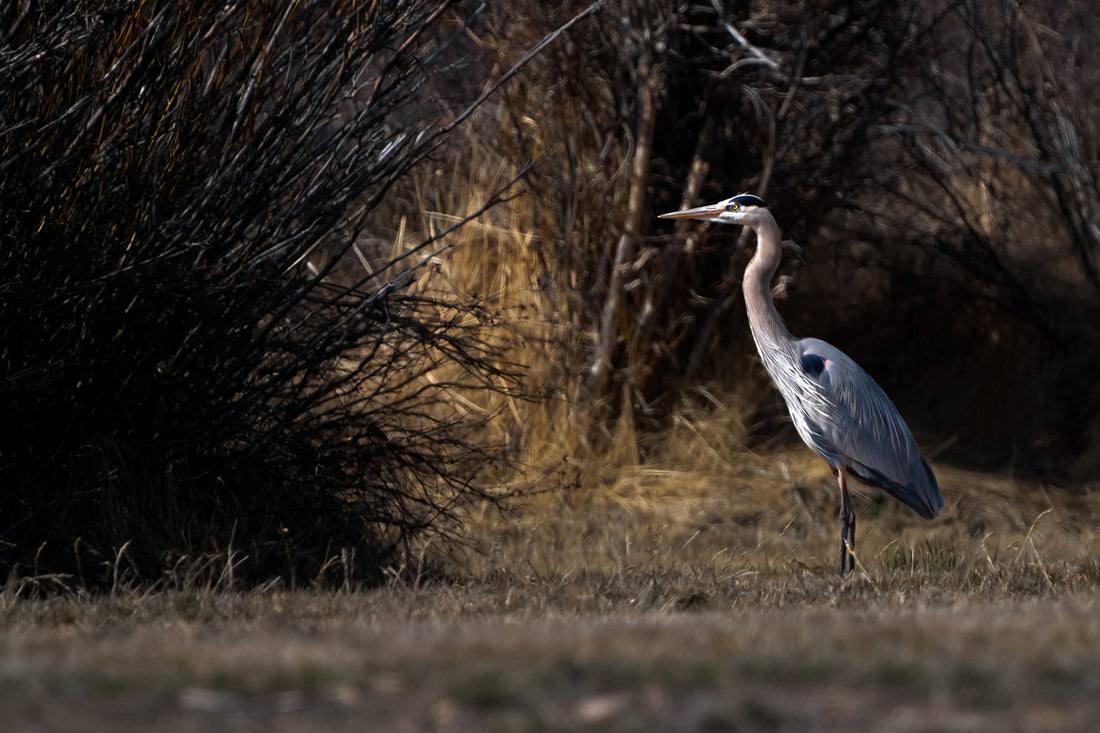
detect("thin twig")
(709, 0), (779, 70)
(425, 1), (606, 147)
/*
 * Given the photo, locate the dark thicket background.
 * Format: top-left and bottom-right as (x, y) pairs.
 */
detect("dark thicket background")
(514, 0), (1100, 478)
(3, 0), (1098, 588)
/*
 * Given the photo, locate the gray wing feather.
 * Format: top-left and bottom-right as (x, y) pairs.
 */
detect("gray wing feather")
(796, 338), (943, 518)
(800, 339), (914, 476)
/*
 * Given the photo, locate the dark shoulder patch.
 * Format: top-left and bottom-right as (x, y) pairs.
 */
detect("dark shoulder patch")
(800, 353), (826, 378)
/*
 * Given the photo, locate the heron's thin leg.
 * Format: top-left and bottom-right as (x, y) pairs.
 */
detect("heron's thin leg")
(846, 493), (856, 574)
(837, 466), (854, 576)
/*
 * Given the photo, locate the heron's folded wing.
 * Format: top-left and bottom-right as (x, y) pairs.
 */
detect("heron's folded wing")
(799, 338), (942, 517)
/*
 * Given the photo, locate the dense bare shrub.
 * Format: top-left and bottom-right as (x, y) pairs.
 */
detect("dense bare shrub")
(0, 0), (540, 586)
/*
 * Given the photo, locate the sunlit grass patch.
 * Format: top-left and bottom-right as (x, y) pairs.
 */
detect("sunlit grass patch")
(445, 421), (1100, 599)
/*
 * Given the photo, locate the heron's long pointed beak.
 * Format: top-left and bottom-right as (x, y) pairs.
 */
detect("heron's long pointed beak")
(657, 202), (725, 220)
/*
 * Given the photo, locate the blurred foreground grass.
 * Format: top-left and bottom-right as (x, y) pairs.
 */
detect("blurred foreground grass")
(3, 585), (1098, 731)
(4, 461), (1100, 732)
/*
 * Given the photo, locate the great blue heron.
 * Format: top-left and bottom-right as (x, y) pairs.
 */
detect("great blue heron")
(659, 194), (944, 576)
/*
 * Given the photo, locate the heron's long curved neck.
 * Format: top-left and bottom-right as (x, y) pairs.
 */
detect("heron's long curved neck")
(743, 213), (795, 350)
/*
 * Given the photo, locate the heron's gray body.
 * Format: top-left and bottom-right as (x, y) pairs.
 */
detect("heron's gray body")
(659, 193), (943, 574)
(755, 331), (942, 520)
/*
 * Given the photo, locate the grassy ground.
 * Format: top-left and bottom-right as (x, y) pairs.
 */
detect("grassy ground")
(3, 589), (1099, 732)
(4, 458), (1100, 731)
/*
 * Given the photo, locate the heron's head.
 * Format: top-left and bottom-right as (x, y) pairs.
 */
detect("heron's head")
(658, 194), (769, 226)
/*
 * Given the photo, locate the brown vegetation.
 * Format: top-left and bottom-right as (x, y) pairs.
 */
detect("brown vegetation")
(3, 0), (1099, 606)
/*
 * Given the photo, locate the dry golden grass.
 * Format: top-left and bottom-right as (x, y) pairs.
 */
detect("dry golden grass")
(446, 438), (1100, 598)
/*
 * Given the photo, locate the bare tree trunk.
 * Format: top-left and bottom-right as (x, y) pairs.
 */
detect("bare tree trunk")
(574, 12), (660, 408)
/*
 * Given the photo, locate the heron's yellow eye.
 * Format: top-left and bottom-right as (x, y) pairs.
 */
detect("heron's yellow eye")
(726, 202), (740, 212)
